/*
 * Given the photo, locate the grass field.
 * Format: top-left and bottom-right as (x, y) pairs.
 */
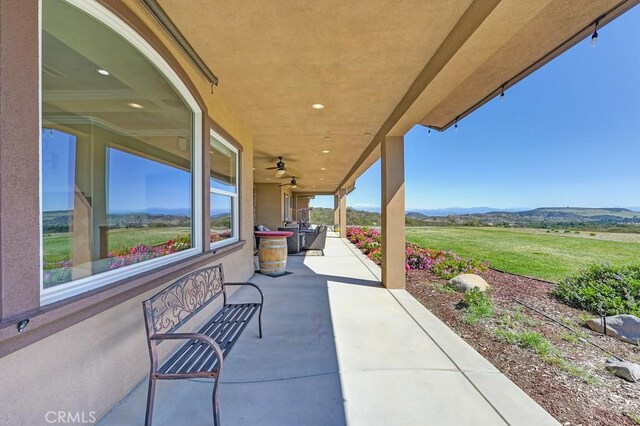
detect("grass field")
(43, 227), (190, 265)
(405, 226), (640, 282)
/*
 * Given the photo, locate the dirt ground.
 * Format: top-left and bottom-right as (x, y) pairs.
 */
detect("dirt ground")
(406, 269), (640, 426)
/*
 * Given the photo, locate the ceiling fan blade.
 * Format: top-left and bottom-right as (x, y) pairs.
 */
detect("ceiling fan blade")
(296, 184), (305, 189)
(265, 166), (278, 170)
(279, 183), (291, 187)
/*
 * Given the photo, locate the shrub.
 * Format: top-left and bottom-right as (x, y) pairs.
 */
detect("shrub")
(107, 234), (192, 270)
(346, 226), (487, 279)
(430, 254), (487, 280)
(461, 288), (494, 324)
(553, 264), (640, 316)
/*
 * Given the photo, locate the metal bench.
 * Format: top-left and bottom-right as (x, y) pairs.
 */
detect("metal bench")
(142, 264), (263, 426)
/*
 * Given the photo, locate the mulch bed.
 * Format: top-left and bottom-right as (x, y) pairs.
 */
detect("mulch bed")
(406, 268), (640, 426)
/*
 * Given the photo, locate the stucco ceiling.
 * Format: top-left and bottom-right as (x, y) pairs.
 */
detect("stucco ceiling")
(156, 0), (637, 193)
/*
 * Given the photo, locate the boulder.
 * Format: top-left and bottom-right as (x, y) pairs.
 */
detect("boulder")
(585, 315), (640, 345)
(606, 359), (640, 382)
(448, 274), (490, 293)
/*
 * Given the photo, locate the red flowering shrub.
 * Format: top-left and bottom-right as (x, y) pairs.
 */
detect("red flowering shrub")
(107, 234), (193, 270)
(346, 226), (487, 279)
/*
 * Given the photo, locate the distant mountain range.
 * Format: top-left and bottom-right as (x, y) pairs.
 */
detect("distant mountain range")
(43, 206), (640, 234)
(406, 207), (640, 219)
(43, 208), (230, 233)
(406, 207), (523, 216)
(405, 207), (640, 230)
(312, 206), (640, 230)
(109, 207), (191, 216)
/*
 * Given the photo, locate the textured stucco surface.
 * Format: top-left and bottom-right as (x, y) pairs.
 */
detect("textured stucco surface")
(0, 252), (250, 425)
(0, 0), (41, 318)
(381, 136), (405, 289)
(0, 0), (256, 423)
(153, 0), (630, 192)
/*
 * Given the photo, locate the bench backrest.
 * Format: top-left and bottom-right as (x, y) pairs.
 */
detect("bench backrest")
(143, 264), (225, 337)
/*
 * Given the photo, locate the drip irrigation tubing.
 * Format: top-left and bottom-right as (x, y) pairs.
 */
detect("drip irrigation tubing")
(514, 298), (626, 362)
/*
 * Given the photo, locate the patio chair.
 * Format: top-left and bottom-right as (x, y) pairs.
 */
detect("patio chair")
(302, 225), (327, 253)
(254, 224), (270, 249)
(278, 226), (304, 254)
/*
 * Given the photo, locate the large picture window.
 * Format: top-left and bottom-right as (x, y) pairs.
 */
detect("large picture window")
(210, 130), (239, 248)
(41, 0), (202, 304)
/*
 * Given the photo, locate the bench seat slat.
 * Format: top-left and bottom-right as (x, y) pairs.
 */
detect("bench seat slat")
(201, 305), (257, 372)
(183, 305), (249, 374)
(174, 306), (245, 374)
(157, 303), (260, 377)
(159, 308), (229, 374)
(160, 305), (245, 375)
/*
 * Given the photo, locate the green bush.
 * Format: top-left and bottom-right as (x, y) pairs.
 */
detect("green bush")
(553, 264), (640, 316)
(430, 255), (487, 280)
(461, 288), (494, 324)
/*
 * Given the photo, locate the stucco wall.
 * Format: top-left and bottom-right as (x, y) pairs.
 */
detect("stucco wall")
(0, 251), (251, 424)
(254, 183), (284, 230)
(0, 1), (257, 424)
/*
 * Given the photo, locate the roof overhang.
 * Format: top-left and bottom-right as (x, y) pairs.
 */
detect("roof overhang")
(152, 0), (638, 194)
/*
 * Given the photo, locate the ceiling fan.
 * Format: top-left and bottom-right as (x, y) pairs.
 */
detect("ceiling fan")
(279, 177), (304, 189)
(265, 156), (299, 178)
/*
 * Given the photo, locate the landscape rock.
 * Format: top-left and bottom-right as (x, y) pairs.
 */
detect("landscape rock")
(585, 315), (640, 345)
(606, 358), (640, 382)
(448, 274), (490, 292)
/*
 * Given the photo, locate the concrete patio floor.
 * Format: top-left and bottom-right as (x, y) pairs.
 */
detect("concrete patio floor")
(100, 232), (559, 426)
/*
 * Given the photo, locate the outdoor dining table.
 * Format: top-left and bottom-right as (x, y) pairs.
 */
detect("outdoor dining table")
(254, 230), (293, 276)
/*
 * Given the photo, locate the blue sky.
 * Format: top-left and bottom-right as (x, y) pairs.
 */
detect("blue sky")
(42, 133), (191, 213)
(313, 5), (640, 211)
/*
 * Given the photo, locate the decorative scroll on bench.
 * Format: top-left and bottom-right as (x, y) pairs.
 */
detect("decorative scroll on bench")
(142, 265), (263, 426)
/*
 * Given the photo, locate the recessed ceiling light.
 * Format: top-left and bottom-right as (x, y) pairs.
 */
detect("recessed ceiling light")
(323, 136), (332, 140)
(320, 167), (326, 171)
(311, 103), (325, 110)
(322, 150), (330, 154)
(266, 178), (270, 180)
(127, 102), (144, 109)
(97, 69), (110, 76)
(320, 178), (324, 180)
(252, 167), (256, 170)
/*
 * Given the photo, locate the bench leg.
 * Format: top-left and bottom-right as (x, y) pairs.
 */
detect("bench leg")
(145, 375), (156, 426)
(258, 304), (263, 338)
(212, 378), (221, 426)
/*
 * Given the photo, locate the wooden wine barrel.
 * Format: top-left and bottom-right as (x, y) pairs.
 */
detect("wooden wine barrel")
(255, 231), (292, 276)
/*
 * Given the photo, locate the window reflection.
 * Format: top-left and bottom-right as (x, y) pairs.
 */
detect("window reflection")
(210, 133), (238, 246)
(42, 0), (195, 290)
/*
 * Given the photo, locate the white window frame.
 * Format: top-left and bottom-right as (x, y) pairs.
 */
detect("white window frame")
(209, 129), (240, 249)
(40, 0), (203, 306)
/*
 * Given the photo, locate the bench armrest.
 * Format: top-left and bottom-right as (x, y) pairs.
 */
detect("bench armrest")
(150, 332), (224, 369)
(224, 282), (264, 305)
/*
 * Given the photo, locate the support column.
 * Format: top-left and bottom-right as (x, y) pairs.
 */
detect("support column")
(333, 194), (340, 231)
(381, 135), (405, 289)
(338, 189), (347, 238)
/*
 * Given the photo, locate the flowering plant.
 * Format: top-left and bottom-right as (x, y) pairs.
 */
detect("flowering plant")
(346, 226), (487, 279)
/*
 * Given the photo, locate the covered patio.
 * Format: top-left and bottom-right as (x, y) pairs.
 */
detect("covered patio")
(1, 0), (637, 424)
(101, 233), (557, 425)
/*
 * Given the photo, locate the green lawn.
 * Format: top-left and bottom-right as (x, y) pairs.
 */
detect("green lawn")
(43, 226), (190, 265)
(405, 226), (640, 282)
